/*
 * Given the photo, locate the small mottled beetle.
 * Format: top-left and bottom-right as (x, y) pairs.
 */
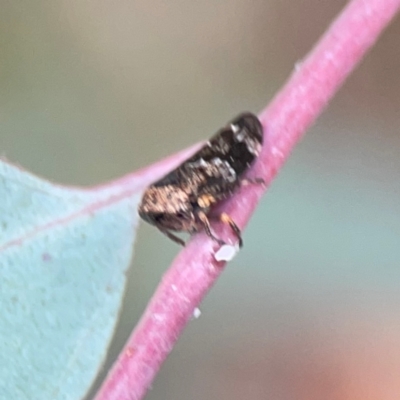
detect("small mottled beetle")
(138, 112), (264, 247)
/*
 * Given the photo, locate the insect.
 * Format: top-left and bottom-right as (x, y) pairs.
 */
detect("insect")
(138, 112), (264, 247)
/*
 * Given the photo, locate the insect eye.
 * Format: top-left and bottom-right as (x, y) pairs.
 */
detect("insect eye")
(153, 213), (165, 222)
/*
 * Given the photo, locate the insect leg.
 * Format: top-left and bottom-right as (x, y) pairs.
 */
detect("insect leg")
(220, 213), (243, 247)
(197, 211), (225, 246)
(156, 227), (186, 246)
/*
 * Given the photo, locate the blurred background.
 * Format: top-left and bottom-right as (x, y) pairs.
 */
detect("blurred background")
(2, 0), (400, 399)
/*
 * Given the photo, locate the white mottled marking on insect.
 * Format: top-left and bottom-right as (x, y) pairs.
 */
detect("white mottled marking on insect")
(211, 157), (223, 166)
(230, 123), (240, 133)
(188, 158), (208, 168)
(171, 284), (177, 291)
(211, 158), (236, 182)
(198, 158), (208, 167)
(192, 308), (201, 319)
(226, 165), (237, 182)
(235, 131), (246, 142)
(245, 138), (262, 156)
(214, 244), (239, 261)
(216, 137), (230, 153)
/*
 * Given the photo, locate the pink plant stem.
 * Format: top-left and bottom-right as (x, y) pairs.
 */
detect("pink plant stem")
(95, 1), (400, 399)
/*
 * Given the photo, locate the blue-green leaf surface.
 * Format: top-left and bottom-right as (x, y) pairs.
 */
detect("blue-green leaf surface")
(0, 160), (141, 400)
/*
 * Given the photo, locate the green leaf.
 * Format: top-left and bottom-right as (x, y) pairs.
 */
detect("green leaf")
(0, 160), (140, 400)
